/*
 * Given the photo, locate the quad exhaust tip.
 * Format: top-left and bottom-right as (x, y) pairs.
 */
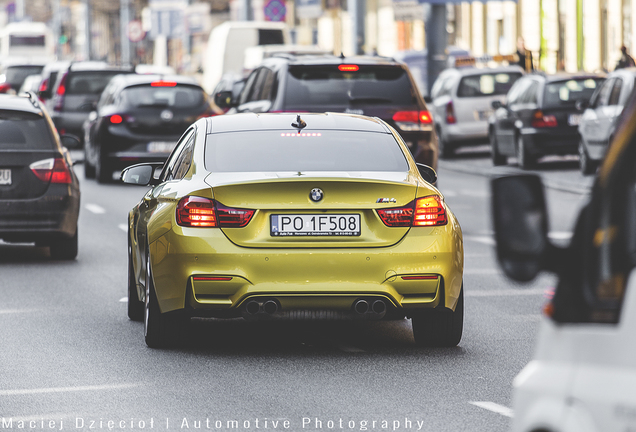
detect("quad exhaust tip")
(354, 299), (369, 314)
(244, 299), (279, 315)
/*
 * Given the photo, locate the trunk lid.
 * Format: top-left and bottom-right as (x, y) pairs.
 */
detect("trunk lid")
(0, 150), (57, 199)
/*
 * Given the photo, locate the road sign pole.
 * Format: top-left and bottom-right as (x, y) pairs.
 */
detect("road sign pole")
(121, 0), (131, 66)
(426, 4), (447, 96)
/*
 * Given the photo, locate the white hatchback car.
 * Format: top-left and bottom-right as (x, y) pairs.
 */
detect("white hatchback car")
(430, 65), (524, 158)
(492, 93), (636, 432)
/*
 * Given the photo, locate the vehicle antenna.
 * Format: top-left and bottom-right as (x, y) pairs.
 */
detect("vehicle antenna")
(340, 52), (345, 60)
(291, 114), (307, 130)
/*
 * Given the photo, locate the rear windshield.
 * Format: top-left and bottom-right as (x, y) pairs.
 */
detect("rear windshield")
(0, 111), (53, 150)
(66, 71), (128, 95)
(5, 65), (44, 88)
(284, 65), (417, 109)
(456, 72), (522, 98)
(543, 78), (603, 107)
(205, 131), (408, 172)
(122, 84), (206, 108)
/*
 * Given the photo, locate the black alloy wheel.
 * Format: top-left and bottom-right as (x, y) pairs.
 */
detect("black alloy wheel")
(579, 140), (597, 175)
(516, 134), (536, 170)
(49, 230), (78, 260)
(490, 130), (506, 166)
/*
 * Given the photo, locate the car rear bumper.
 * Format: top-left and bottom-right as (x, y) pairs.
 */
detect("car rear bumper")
(147, 216), (464, 318)
(522, 129), (579, 156)
(0, 185), (80, 242)
(444, 122), (490, 144)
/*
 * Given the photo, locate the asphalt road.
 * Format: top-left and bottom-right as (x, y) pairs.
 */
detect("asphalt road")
(0, 152), (588, 432)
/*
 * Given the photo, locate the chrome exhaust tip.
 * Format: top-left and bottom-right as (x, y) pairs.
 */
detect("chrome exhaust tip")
(263, 300), (278, 314)
(353, 299), (369, 314)
(372, 300), (387, 314)
(245, 300), (261, 315)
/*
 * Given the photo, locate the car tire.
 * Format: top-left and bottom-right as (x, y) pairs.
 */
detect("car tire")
(144, 252), (187, 348)
(490, 131), (506, 166)
(516, 134), (536, 170)
(49, 230), (78, 260)
(127, 235), (144, 322)
(412, 285), (463, 347)
(579, 140), (597, 175)
(438, 133), (455, 160)
(96, 146), (112, 184)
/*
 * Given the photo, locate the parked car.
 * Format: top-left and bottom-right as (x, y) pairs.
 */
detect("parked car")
(47, 61), (135, 147)
(36, 60), (70, 103)
(578, 68), (636, 175)
(429, 65), (523, 158)
(217, 55), (438, 170)
(18, 74), (42, 95)
(83, 74), (218, 183)
(0, 93), (80, 260)
(489, 72), (605, 169)
(491, 87), (636, 432)
(121, 113), (463, 348)
(0, 60), (46, 94)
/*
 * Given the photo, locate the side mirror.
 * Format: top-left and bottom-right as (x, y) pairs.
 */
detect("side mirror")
(575, 98), (589, 111)
(491, 100), (503, 109)
(214, 90), (236, 109)
(121, 163), (163, 186)
(491, 174), (550, 282)
(423, 95), (432, 104)
(416, 163), (437, 184)
(60, 134), (80, 149)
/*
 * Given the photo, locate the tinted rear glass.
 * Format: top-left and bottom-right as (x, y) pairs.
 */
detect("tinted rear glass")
(122, 84), (205, 108)
(284, 65), (417, 109)
(205, 131), (408, 172)
(0, 111), (53, 150)
(66, 71), (127, 95)
(258, 29), (284, 45)
(543, 78), (603, 107)
(456, 72), (522, 97)
(5, 65), (44, 88)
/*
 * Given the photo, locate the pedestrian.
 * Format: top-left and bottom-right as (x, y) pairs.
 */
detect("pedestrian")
(615, 45), (636, 70)
(516, 38), (534, 72)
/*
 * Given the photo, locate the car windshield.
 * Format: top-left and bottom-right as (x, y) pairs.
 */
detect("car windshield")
(205, 131), (409, 172)
(65, 71), (127, 95)
(456, 72), (522, 98)
(284, 65), (417, 109)
(543, 78), (603, 107)
(0, 111), (53, 150)
(5, 65), (44, 88)
(122, 84), (205, 108)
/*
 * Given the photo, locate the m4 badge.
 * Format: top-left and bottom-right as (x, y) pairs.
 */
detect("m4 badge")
(376, 198), (397, 203)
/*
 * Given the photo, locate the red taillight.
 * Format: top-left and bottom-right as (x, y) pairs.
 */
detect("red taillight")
(38, 78), (48, 93)
(531, 110), (558, 128)
(338, 64), (359, 72)
(377, 195), (447, 227)
(29, 158), (72, 184)
(176, 197), (255, 228)
(54, 72), (68, 111)
(392, 110), (433, 124)
(109, 114), (123, 124)
(0, 83), (11, 93)
(445, 101), (456, 124)
(151, 81), (177, 87)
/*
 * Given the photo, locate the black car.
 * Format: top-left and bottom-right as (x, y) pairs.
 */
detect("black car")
(0, 93), (80, 259)
(83, 74), (218, 183)
(489, 72), (605, 169)
(46, 61), (135, 147)
(214, 55), (438, 169)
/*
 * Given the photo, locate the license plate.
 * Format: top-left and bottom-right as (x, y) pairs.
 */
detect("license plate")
(568, 114), (582, 126)
(475, 110), (493, 121)
(147, 141), (176, 153)
(0, 169), (10, 185)
(271, 214), (361, 236)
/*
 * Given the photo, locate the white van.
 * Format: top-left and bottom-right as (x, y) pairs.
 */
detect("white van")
(492, 100), (636, 432)
(202, 21), (289, 94)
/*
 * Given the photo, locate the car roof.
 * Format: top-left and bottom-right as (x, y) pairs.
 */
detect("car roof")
(263, 54), (405, 67)
(0, 93), (44, 114)
(607, 67), (636, 78)
(207, 112), (390, 134)
(112, 74), (201, 88)
(531, 71), (606, 82)
(67, 61), (132, 72)
(454, 65), (525, 76)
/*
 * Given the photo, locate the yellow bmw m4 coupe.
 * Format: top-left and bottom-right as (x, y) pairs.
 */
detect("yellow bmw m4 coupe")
(122, 113), (464, 348)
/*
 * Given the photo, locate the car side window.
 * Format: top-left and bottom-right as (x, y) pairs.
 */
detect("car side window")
(518, 81), (538, 104)
(506, 78), (530, 105)
(161, 128), (195, 182)
(247, 68), (268, 102)
(609, 78), (623, 106)
(592, 78), (614, 108)
(238, 70), (259, 106)
(431, 75), (448, 99)
(171, 135), (195, 180)
(260, 68), (276, 101)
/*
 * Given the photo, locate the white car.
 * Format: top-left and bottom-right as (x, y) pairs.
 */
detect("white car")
(429, 65), (523, 158)
(492, 95), (636, 432)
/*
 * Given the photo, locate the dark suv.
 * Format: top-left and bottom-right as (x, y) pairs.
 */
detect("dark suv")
(215, 55), (438, 169)
(83, 74), (218, 183)
(0, 93), (80, 259)
(47, 62), (134, 147)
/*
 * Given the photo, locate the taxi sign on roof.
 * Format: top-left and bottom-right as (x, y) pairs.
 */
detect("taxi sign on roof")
(453, 54), (519, 68)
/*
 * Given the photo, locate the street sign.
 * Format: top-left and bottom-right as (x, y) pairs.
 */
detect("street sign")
(128, 20), (145, 42)
(264, 0), (286, 21)
(296, 0), (322, 19)
(149, 0), (187, 39)
(392, 0), (423, 21)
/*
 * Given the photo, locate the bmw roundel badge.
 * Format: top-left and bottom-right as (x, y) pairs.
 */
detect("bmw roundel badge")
(310, 188), (324, 202)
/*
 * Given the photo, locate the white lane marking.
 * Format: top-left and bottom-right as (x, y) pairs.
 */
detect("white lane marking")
(463, 268), (500, 275)
(0, 309), (38, 315)
(85, 204), (106, 214)
(119, 297), (128, 303)
(465, 288), (545, 297)
(0, 383), (140, 396)
(118, 224), (127, 232)
(469, 401), (514, 418)
(464, 235), (495, 246)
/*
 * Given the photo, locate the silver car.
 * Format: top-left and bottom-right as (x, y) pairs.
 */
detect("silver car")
(578, 68), (636, 175)
(429, 65), (524, 158)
